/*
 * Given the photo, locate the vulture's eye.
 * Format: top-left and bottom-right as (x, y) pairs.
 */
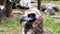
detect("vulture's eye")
(28, 13), (36, 18)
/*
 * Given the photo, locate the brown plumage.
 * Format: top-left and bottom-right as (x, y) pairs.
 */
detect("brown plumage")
(20, 8), (53, 34)
(24, 16), (43, 34)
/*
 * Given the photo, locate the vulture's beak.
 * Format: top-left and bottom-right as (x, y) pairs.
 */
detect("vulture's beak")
(20, 16), (33, 24)
(20, 16), (25, 24)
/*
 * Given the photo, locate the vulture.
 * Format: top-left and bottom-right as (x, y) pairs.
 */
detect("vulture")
(20, 8), (43, 34)
(20, 8), (53, 34)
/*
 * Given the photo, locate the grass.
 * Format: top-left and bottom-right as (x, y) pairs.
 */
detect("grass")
(0, 16), (23, 34)
(42, 11), (60, 34)
(41, 1), (60, 34)
(42, 1), (60, 5)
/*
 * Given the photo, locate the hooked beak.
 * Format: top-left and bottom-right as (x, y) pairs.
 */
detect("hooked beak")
(20, 16), (25, 24)
(20, 16), (33, 24)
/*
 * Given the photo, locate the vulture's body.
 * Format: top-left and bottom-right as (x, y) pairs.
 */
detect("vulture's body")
(20, 8), (53, 34)
(20, 8), (43, 34)
(24, 16), (43, 34)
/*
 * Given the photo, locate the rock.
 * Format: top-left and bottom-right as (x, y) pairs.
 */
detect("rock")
(44, 7), (56, 15)
(41, 4), (59, 15)
(52, 6), (59, 12)
(19, 0), (31, 8)
(41, 4), (59, 12)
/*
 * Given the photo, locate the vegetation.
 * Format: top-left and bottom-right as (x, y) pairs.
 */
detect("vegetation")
(13, 0), (20, 3)
(42, 11), (60, 34)
(42, 1), (60, 5)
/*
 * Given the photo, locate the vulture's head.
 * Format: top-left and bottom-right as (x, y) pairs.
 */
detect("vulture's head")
(20, 8), (41, 24)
